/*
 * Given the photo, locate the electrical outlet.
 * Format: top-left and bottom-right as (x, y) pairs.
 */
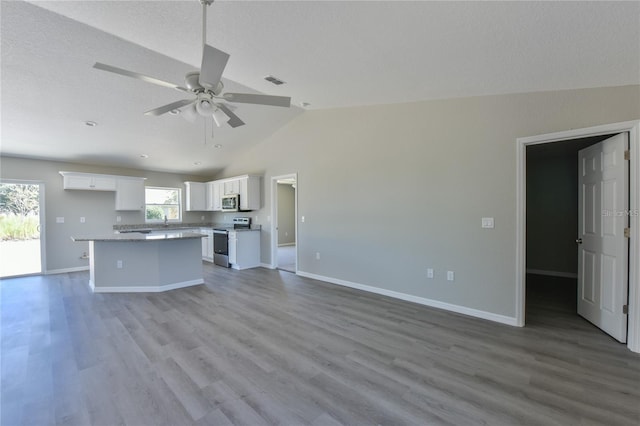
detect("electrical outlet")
(117, 260), (123, 269)
(80, 217), (85, 223)
(201, 215), (205, 221)
(481, 217), (494, 229)
(427, 268), (434, 279)
(56, 217), (64, 223)
(301, 216), (305, 223)
(316, 252), (320, 260)
(116, 216), (121, 223)
(447, 271), (454, 281)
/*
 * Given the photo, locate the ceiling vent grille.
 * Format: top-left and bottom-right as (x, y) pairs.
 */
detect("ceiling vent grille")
(264, 75), (285, 85)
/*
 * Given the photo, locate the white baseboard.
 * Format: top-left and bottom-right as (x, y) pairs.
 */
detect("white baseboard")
(278, 243), (296, 247)
(296, 271), (518, 327)
(45, 266), (90, 275)
(526, 269), (578, 279)
(92, 278), (204, 293)
(260, 263), (275, 269)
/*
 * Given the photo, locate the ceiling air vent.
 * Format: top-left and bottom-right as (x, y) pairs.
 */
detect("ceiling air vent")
(264, 75), (285, 85)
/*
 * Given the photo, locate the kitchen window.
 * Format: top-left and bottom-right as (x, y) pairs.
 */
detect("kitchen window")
(145, 187), (181, 223)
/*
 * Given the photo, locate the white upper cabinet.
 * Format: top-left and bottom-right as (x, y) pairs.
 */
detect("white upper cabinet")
(238, 176), (260, 211)
(115, 178), (145, 211)
(223, 179), (240, 195)
(212, 175), (261, 211)
(60, 171), (146, 210)
(205, 181), (222, 211)
(184, 182), (206, 211)
(60, 171), (116, 191)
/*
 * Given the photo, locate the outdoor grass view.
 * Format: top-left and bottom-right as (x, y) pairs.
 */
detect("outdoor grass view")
(0, 183), (41, 277)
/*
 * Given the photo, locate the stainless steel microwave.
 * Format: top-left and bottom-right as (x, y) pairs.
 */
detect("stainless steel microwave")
(221, 194), (239, 212)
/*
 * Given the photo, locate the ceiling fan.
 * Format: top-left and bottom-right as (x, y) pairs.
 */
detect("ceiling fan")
(92, 0), (291, 129)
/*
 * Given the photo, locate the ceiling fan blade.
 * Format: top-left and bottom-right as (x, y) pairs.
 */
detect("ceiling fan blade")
(216, 103), (245, 128)
(144, 99), (196, 117)
(223, 92), (291, 107)
(199, 45), (230, 90)
(93, 62), (190, 93)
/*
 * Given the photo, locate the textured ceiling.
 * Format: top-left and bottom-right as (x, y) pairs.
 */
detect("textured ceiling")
(2, 0), (639, 176)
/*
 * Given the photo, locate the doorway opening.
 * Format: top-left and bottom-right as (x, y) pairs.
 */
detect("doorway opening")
(271, 174), (297, 273)
(525, 135), (617, 337)
(0, 181), (45, 277)
(516, 121), (640, 353)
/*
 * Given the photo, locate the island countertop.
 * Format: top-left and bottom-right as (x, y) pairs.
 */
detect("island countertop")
(71, 231), (206, 242)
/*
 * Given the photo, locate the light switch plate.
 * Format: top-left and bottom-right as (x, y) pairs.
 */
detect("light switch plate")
(56, 217), (64, 223)
(447, 271), (455, 281)
(481, 217), (494, 229)
(427, 268), (434, 279)
(80, 217), (85, 223)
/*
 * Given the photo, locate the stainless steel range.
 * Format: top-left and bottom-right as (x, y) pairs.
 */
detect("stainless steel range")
(213, 217), (251, 267)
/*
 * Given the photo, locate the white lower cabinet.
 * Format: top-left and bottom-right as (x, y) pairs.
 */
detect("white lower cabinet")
(228, 230), (260, 270)
(201, 228), (214, 262)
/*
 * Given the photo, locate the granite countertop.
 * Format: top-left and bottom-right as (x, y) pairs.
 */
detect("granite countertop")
(71, 231), (206, 242)
(113, 223), (261, 232)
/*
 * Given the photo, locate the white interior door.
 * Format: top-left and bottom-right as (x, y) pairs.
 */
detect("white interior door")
(578, 133), (629, 342)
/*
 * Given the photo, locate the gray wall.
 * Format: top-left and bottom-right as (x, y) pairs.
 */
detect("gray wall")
(0, 156), (210, 273)
(214, 85), (640, 319)
(277, 183), (296, 245)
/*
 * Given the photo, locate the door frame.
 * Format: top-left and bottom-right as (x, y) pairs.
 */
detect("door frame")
(515, 120), (640, 353)
(270, 173), (298, 271)
(0, 179), (46, 276)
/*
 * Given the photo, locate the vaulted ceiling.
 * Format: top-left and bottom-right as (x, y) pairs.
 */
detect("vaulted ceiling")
(2, 1), (638, 176)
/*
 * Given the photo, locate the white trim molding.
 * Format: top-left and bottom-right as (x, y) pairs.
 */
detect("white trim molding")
(90, 278), (204, 293)
(45, 266), (90, 275)
(516, 120), (640, 353)
(297, 271), (518, 327)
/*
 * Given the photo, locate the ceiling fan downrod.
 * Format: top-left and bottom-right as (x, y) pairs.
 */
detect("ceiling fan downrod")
(201, 0), (214, 51)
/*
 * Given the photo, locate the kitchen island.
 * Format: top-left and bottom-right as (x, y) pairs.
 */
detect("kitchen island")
(72, 231), (206, 293)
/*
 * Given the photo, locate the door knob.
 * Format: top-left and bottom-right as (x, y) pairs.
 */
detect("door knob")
(575, 238), (583, 244)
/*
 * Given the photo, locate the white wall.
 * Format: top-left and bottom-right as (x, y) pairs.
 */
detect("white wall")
(0, 157), (210, 273)
(215, 85), (640, 320)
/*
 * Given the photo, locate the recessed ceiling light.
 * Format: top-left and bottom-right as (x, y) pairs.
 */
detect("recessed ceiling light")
(169, 109), (181, 115)
(85, 121), (97, 127)
(193, 161), (202, 166)
(264, 75), (285, 85)
(140, 154), (149, 159)
(214, 144), (222, 149)
(301, 102), (311, 108)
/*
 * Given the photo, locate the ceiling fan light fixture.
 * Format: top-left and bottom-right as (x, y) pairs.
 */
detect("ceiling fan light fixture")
(196, 98), (214, 116)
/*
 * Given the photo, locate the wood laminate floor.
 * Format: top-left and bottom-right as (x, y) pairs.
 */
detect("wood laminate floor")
(1, 267), (639, 425)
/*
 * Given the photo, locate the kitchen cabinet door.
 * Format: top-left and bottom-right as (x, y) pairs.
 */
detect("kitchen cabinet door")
(201, 229), (213, 261)
(229, 230), (260, 270)
(205, 182), (222, 211)
(60, 172), (116, 191)
(185, 182), (206, 211)
(228, 231), (237, 265)
(115, 178), (145, 211)
(238, 176), (260, 211)
(213, 182), (222, 211)
(224, 179), (240, 195)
